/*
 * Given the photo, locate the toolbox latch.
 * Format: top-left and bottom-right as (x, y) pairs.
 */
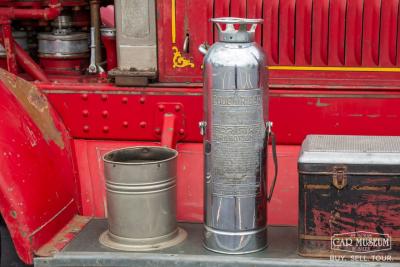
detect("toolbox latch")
(332, 166), (347, 190)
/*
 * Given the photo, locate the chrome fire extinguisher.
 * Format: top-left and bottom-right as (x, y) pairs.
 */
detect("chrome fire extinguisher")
(199, 17), (278, 254)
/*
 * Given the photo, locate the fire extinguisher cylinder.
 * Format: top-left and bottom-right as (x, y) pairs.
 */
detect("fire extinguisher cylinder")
(199, 17), (277, 254)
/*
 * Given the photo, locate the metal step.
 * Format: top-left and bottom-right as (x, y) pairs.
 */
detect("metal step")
(34, 219), (398, 267)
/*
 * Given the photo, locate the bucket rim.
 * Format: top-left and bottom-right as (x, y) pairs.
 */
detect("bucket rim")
(103, 146), (178, 165)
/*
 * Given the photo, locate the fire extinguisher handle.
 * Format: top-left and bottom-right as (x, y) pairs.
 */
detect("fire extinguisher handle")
(266, 122), (278, 202)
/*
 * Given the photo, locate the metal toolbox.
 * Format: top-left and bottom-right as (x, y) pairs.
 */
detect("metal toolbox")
(298, 135), (400, 260)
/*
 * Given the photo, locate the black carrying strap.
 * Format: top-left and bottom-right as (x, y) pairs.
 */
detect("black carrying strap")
(265, 122), (278, 202)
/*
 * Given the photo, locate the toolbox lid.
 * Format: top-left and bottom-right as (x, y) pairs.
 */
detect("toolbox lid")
(299, 135), (400, 170)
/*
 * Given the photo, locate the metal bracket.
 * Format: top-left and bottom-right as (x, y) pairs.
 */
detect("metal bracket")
(199, 121), (207, 136)
(332, 166), (347, 190)
(88, 27), (105, 74)
(266, 121), (273, 135)
(155, 103), (185, 145)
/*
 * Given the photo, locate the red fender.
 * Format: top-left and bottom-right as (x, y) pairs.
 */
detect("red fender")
(0, 69), (78, 264)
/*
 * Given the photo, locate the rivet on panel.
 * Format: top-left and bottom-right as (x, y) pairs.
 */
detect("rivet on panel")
(102, 110), (109, 118)
(122, 97), (128, 104)
(139, 121), (147, 128)
(139, 97), (145, 104)
(103, 126), (109, 133)
(101, 94), (108, 101)
(81, 94), (88, 100)
(158, 104), (165, 111)
(83, 125), (90, 132)
(155, 128), (161, 134)
(179, 129), (185, 135)
(122, 121), (129, 128)
(82, 110), (89, 117)
(175, 105), (181, 112)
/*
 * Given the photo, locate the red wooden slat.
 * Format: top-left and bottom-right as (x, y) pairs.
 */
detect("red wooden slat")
(362, 0), (381, 66)
(328, 0), (346, 66)
(213, 0), (230, 17)
(379, 0), (399, 66)
(263, 0), (279, 65)
(213, 0), (230, 41)
(206, 0), (214, 44)
(230, 0), (247, 18)
(247, 0), (263, 19)
(345, 0), (363, 66)
(247, 0), (264, 44)
(295, 0), (312, 65)
(186, 0), (208, 74)
(279, 0), (296, 65)
(312, 0), (329, 66)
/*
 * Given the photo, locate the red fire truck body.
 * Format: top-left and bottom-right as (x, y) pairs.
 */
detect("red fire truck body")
(0, 0), (399, 266)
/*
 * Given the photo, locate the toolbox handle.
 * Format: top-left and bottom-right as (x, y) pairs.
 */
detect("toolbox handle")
(265, 121), (278, 202)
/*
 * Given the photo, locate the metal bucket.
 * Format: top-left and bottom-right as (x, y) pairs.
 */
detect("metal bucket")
(99, 146), (186, 251)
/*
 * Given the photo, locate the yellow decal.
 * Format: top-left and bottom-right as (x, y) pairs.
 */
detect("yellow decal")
(171, 0), (194, 68)
(268, 66), (400, 72)
(173, 46), (195, 68)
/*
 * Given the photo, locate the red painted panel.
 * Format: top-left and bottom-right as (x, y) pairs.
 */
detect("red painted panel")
(42, 79), (400, 146)
(312, 0), (329, 65)
(345, 0), (363, 66)
(279, 0), (296, 65)
(74, 139), (300, 226)
(156, 0), (400, 82)
(44, 88), (203, 143)
(328, 0), (346, 66)
(270, 90), (400, 144)
(295, 0), (312, 65)
(362, 0), (381, 66)
(74, 140), (160, 217)
(263, 0), (279, 65)
(379, 0), (399, 66)
(74, 140), (205, 221)
(156, 0), (207, 83)
(267, 145), (300, 226)
(175, 143), (204, 222)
